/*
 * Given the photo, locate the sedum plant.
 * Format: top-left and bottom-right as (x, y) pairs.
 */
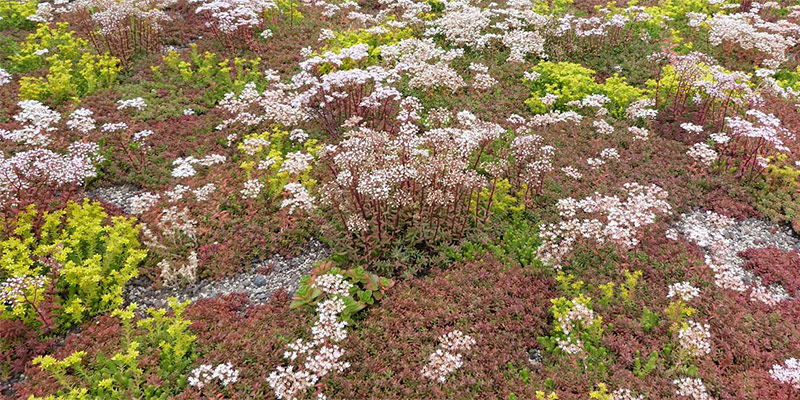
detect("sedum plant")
(0, 200), (146, 333)
(29, 299), (196, 400)
(237, 126), (320, 203)
(11, 23), (120, 104)
(524, 61), (645, 118)
(291, 261), (394, 322)
(158, 44), (265, 106)
(0, 0), (37, 31)
(318, 24), (414, 70)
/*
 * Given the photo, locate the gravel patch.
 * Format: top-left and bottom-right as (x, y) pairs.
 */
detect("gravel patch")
(125, 239), (330, 310)
(86, 184), (141, 214)
(674, 209), (800, 304)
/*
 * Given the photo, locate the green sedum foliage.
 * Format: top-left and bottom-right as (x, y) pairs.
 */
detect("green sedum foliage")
(319, 24), (414, 69)
(774, 66), (800, 91)
(0, 0), (37, 31)
(291, 261), (394, 322)
(158, 43), (265, 106)
(524, 61), (645, 118)
(11, 23), (120, 104)
(29, 299), (196, 400)
(0, 200), (146, 332)
(238, 126), (320, 201)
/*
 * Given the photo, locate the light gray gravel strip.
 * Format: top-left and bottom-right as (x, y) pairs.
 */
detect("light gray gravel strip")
(86, 184), (141, 214)
(124, 239), (330, 310)
(674, 209), (800, 302)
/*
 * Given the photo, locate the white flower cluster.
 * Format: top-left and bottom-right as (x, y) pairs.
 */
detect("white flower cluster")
(593, 119), (614, 135)
(555, 299), (596, 355)
(380, 39), (465, 93)
(116, 97), (148, 110)
(678, 321), (712, 358)
(159, 251), (198, 287)
(193, 183), (217, 202)
(625, 98), (658, 121)
(675, 210), (792, 306)
(667, 282), (700, 302)
(425, 0), (491, 47)
(680, 123), (704, 134)
(66, 108), (97, 134)
(421, 330), (476, 383)
(502, 29), (546, 63)
(1, 100), (61, 146)
(413, 0), (551, 63)
(158, 206), (198, 239)
(0, 68), (10, 87)
(171, 154), (226, 178)
(188, 362), (240, 390)
(510, 134), (555, 195)
(539, 183), (671, 267)
(280, 152), (314, 175)
(561, 166), (583, 180)
(76, 0), (174, 34)
(312, 274), (353, 297)
(0, 142), (103, 205)
(469, 63), (498, 90)
(165, 185), (192, 202)
(609, 388), (645, 400)
(241, 179), (264, 199)
(27, 2), (56, 22)
(686, 12), (708, 28)
(101, 122), (129, 133)
(600, 147), (620, 161)
(686, 143), (718, 167)
(318, 116), (503, 238)
(0, 276), (48, 307)
(707, 12), (798, 68)
(554, 12), (631, 41)
(628, 126), (650, 141)
(190, 0), (276, 34)
(524, 110), (583, 127)
(586, 157), (605, 170)
(268, 274), (354, 399)
(129, 192), (161, 215)
(673, 377), (712, 400)
(770, 358), (800, 390)
(725, 109), (794, 153)
(133, 130), (155, 145)
(658, 53), (758, 126)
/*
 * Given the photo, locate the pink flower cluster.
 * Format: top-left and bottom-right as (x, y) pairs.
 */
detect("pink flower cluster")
(268, 274), (353, 400)
(678, 321), (712, 358)
(0, 142), (103, 211)
(188, 362), (240, 390)
(421, 330), (476, 383)
(317, 114), (506, 246)
(539, 183), (671, 267)
(770, 358), (800, 390)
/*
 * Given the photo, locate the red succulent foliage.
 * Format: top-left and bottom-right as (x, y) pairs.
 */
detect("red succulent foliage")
(175, 291), (312, 399)
(704, 188), (761, 220)
(0, 321), (55, 382)
(739, 247), (800, 295)
(326, 256), (557, 399)
(9, 314), (124, 399)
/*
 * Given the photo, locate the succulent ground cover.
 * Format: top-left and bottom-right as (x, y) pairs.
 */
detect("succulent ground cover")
(1, 0), (800, 398)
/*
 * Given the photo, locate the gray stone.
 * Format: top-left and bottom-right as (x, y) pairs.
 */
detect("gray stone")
(124, 238), (330, 311)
